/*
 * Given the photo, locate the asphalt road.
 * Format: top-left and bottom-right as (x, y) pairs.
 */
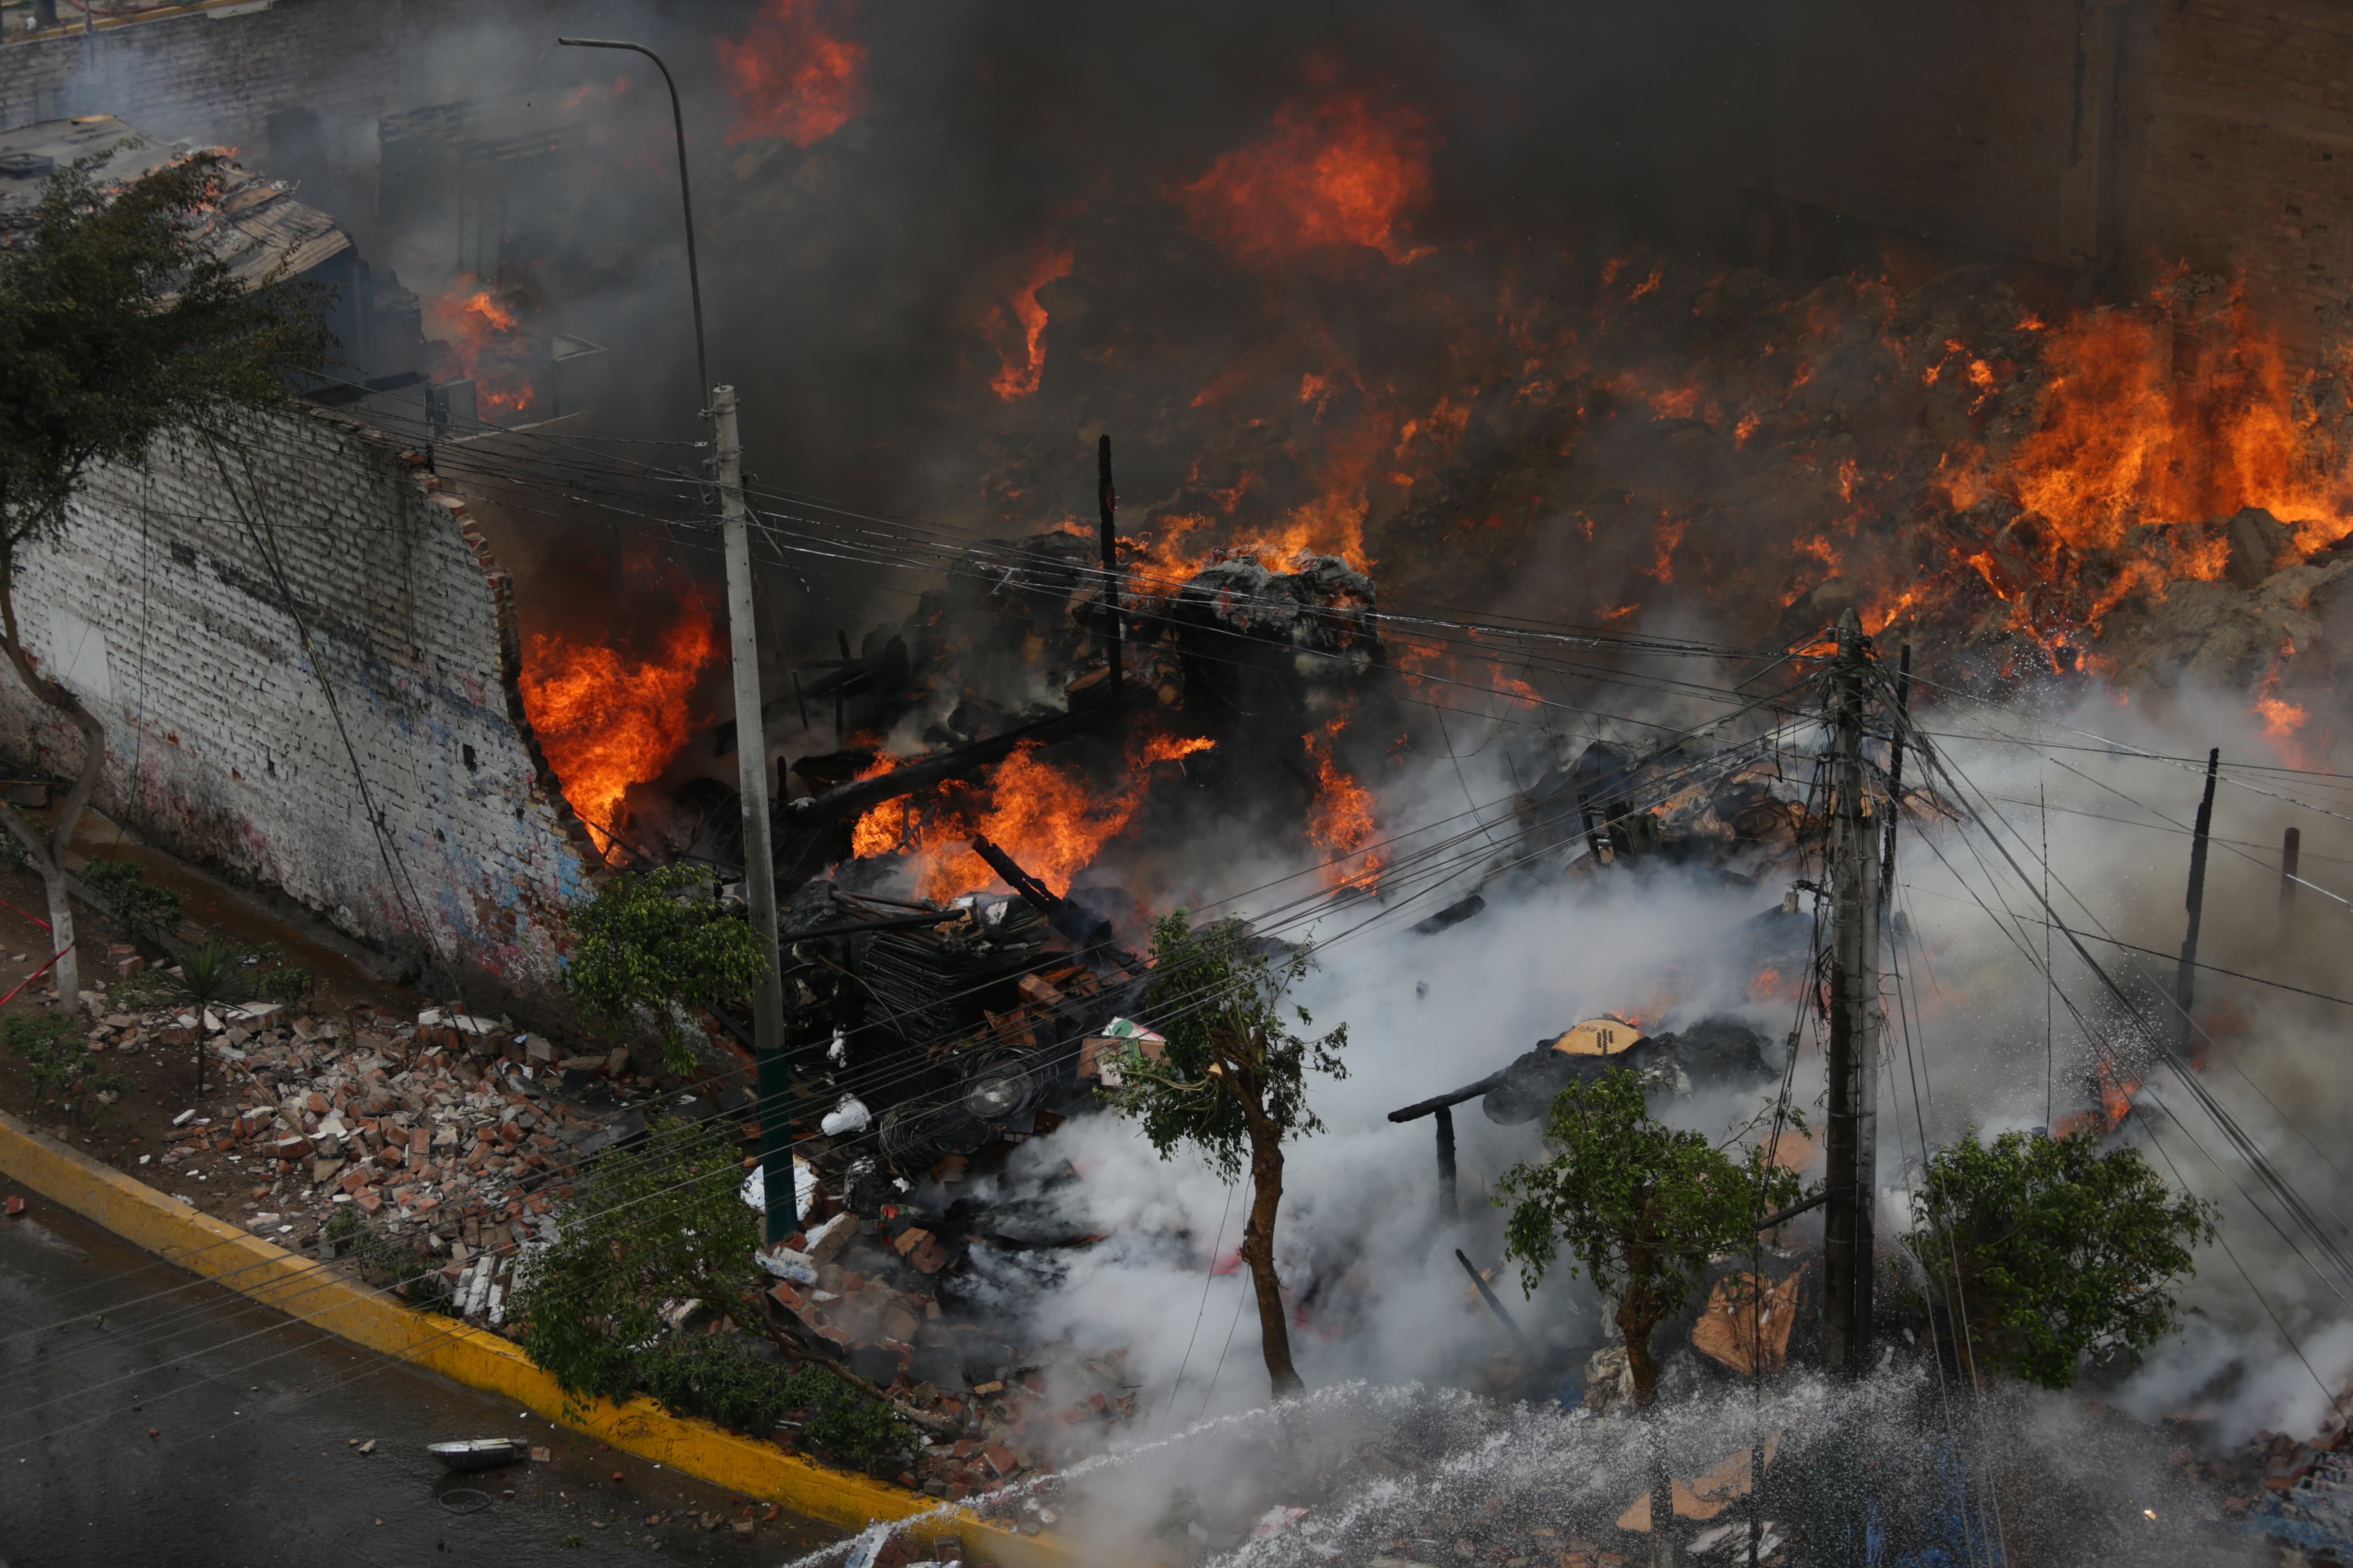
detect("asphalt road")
(0, 1193), (847, 1567)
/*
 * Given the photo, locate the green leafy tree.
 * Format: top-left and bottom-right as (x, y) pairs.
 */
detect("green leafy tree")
(563, 866), (766, 1073)
(1109, 913), (1348, 1398)
(1497, 1068), (1799, 1405)
(1498, 1068), (1799, 1565)
(1908, 1126), (2216, 1390)
(0, 149), (327, 1013)
(511, 1116), (948, 1445)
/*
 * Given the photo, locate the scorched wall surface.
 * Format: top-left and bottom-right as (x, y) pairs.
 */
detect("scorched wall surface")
(0, 405), (599, 1003)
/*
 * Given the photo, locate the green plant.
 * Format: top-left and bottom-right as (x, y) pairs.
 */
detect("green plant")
(1497, 1069), (1800, 1405)
(0, 149), (327, 1012)
(1908, 1126), (2217, 1390)
(240, 939), (314, 1006)
(6, 1011), (123, 1125)
(511, 1116), (944, 1440)
(1497, 1069), (1799, 1560)
(641, 1333), (794, 1434)
(163, 937), (252, 1096)
(779, 1362), (913, 1468)
(1107, 912), (1347, 1397)
(6, 1010), (83, 1098)
(80, 858), (182, 949)
(562, 865), (767, 1073)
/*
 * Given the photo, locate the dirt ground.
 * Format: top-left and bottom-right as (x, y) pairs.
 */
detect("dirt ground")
(0, 810), (428, 1245)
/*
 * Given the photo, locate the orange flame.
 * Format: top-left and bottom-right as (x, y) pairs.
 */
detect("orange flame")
(850, 732), (1214, 902)
(2054, 1060), (2140, 1139)
(1172, 67), (1433, 267)
(1306, 718), (1382, 890)
(519, 602), (717, 857)
(984, 243), (1076, 401)
(2255, 638), (2317, 766)
(423, 276), (540, 414)
(1980, 287), (2353, 562)
(718, 0), (869, 149)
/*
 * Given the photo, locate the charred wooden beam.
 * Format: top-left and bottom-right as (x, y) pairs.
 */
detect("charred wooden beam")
(1454, 1249), (1535, 1359)
(1386, 1070), (1510, 1124)
(970, 834), (1123, 957)
(1434, 1103), (1458, 1221)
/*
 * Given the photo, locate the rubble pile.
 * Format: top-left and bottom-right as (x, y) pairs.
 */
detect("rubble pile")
(107, 995), (653, 1327)
(756, 1156), (1143, 1500)
(2203, 1426), (2353, 1558)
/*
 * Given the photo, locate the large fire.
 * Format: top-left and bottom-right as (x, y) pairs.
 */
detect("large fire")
(985, 242), (1076, 401)
(851, 731), (1215, 902)
(519, 602), (717, 857)
(1305, 718), (1383, 891)
(1171, 64), (1434, 268)
(718, 0), (870, 149)
(423, 276), (541, 414)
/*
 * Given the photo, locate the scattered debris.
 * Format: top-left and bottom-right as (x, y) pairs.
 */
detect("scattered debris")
(1690, 1268), (1804, 1378)
(428, 1437), (531, 1472)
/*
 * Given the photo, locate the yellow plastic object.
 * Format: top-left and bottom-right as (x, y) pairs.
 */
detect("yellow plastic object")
(1549, 1016), (1644, 1056)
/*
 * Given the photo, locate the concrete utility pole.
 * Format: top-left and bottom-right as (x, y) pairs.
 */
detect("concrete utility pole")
(1820, 608), (1881, 1379)
(558, 37), (791, 1239)
(714, 385), (792, 1241)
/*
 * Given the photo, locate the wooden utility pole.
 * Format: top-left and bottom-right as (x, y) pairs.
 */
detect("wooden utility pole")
(1098, 434), (1122, 697)
(714, 385), (791, 1243)
(2281, 825), (2301, 927)
(2174, 748), (2220, 1051)
(1821, 608), (1881, 1379)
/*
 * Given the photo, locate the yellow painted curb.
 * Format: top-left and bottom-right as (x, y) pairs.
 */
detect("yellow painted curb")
(0, 1111), (1074, 1565)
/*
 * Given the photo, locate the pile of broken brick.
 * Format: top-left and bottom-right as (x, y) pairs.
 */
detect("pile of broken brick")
(118, 973), (1150, 1503)
(137, 1001), (653, 1327)
(2198, 1424), (2353, 1558)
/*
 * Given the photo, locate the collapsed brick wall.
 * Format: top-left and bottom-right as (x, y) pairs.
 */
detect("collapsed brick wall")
(0, 403), (601, 1004)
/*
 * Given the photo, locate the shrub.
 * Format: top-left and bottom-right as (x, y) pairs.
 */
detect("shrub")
(6, 1010), (84, 1098)
(81, 859), (182, 948)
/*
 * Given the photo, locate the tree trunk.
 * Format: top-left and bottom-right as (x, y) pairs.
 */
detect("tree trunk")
(1620, 1286), (1674, 1568)
(0, 541), (105, 1016)
(1619, 1289), (1660, 1406)
(1240, 1124), (1302, 1398)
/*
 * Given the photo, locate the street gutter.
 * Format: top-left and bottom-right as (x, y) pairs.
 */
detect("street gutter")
(0, 1108), (1077, 1565)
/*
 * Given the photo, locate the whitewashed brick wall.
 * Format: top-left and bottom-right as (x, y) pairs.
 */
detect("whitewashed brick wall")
(0, 403), (600, 1005)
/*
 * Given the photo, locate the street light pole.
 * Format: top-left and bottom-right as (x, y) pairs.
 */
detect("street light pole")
(557, 38), (792, 1238)
(557, 37), (709, 395)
